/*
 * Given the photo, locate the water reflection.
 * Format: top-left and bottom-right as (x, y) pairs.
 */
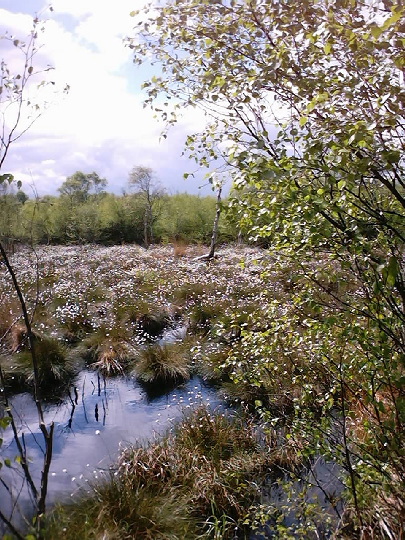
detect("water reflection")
(0, 370), (221, 533)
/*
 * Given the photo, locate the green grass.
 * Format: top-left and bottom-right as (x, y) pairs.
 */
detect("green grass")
(132, 342), (191, 385)
(2, 333), (78, 397)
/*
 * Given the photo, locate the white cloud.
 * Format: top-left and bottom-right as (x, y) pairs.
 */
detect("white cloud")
(0, 2), (212, 197)
(0, 8), (32, 36)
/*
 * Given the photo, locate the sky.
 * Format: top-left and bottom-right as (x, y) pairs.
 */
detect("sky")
(0, 0), (213, 198)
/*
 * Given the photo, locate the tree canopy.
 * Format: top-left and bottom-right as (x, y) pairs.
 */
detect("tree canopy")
(128, 1), (405, 535)
(58, 171), (107, 202)
(129, 0), (404, 241)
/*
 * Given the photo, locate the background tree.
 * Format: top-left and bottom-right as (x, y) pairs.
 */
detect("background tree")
(21, 195), (56, 244)
(58, 170), (107, 204)
(0, 183), (24, 245)
(155, 192), (230, 244)
(128, 165), (165, 248)
(11, 191), (235, 246)
(56, 171), (108, 242)
(129, 0), (405, 535)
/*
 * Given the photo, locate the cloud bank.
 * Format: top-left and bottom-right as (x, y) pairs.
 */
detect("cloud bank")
(0, 1), (212, 197)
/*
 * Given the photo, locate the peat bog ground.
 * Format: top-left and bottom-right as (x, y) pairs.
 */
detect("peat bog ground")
(0, 244), (343, 538)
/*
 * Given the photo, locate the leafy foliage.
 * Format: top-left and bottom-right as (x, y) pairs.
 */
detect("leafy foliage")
(128, 0), (405, 535)
(1, 186), (235, 246)
(58, 171), (107, 202)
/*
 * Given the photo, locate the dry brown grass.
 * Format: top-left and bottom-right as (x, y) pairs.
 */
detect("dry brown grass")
(91, 344), (132, 375)
(8, 323), (42, 353)
(0, 300), (24, 348)
(173, 240), (188, 257)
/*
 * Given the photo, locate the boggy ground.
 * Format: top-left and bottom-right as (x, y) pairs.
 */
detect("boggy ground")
(0, 243), (277, 393)
(0, 243), (354, 538)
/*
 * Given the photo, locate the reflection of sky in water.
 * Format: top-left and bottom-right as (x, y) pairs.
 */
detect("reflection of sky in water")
(1, 372), (343, 538)
(1, 370), (221, 523)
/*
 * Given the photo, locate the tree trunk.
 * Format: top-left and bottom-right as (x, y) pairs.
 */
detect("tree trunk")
(207, 186), (222, 259)
(143, 207), (149, 249)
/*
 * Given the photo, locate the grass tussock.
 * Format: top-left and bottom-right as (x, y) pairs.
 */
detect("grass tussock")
(133, 342), (191, 385)
(81, 325), (135, 375)
(91, 344), (133, 376)
(135, 311), (171, 342)
(44, 476), (199, 540)
(2, 333), (77, 395)
(45, 406), (285, 539)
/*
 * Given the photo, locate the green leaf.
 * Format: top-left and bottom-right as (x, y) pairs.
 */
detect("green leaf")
(370, 25), (382, 39)
(337, 180), (346, 189)
(381, 9), (403, 32)
(0, 417), (11, 429)
(0, 173), (14, 184)
(376, 401), (386, 413)
(324, 42), (332, 54)
(385, 256), (399, 287)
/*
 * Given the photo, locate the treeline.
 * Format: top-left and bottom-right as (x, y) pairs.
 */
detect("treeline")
(0, 188), (236, 246)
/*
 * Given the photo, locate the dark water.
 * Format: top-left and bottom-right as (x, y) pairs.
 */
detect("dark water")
(251, 457), (344, 539)
(1, 362), (343, 538)
(0, 370), (221, 533)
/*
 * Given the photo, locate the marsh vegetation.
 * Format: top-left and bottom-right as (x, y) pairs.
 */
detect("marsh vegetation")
(1, 240), (402, 539)
(1, 0), (404, 538)
(0, 244), (342, 538)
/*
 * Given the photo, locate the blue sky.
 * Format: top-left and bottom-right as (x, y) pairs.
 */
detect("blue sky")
(0, 0), (213, 197)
